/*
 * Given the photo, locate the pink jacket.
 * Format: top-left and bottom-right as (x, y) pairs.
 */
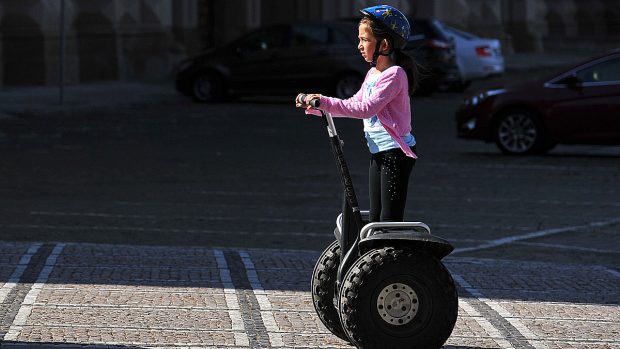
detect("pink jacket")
(309, 66), (417, 159)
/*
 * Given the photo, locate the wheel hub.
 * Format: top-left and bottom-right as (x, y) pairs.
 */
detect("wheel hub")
(499, 114), (537, 152)
(376, 283), (418, 325)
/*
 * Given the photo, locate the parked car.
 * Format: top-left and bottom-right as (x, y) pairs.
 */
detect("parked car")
(404, 18), (459, 94)
(175, 21), (367, 102)
(440, 25), (504, 92)
(455, 49), (620, 155)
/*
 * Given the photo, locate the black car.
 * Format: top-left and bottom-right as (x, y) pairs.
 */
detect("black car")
(340, 16), (459, 95)
(404, 18), (459, 94)
(175, 21), (368, 102)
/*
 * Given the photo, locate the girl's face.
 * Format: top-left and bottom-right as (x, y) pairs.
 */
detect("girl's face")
(358, 22), (377, 63)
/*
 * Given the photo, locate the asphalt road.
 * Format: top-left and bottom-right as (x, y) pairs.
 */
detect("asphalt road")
(0, 76), (619, 348)
(0, 79), (618, 268)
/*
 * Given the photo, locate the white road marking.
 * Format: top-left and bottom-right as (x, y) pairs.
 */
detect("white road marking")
(452, 272), (549, 349)
(516, 241), (620, 254)
(453, 218), (620, 254)
(238, 250), (284, 348)
(458, 299), (514, 349)
(213, 249), (248, 347)
(2, 241), (617, 348)
(0, 243), (41, 303)
(600, 266), (620, 279)
(4, 243), (65, 341)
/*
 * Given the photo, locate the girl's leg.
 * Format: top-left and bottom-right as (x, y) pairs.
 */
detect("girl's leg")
(379, 149), (416, 221)
(368, 155), (382, 222)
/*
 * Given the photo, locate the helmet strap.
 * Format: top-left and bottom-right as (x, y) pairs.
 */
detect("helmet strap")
(370, 39), (393, 67)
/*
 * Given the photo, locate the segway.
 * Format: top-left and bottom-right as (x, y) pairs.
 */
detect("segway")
(301, 95), (459, 349)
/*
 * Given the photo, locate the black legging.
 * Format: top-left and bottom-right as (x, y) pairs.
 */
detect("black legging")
(368, 146), (416, 222)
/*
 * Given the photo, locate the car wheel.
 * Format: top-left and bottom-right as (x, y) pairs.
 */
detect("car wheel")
(494, 110), (548, 155)
(338, 247), (458, 349)
(334, 74), (362, 99)
(192, 73), (224, 102)
(311, 240), (350, 342)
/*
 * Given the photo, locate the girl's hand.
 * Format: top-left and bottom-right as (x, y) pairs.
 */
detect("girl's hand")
(295, 93), (321, 109)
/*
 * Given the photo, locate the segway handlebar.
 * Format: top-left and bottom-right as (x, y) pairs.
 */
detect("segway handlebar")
(295, 93), (321, 108)
(296, 93), (338, 137)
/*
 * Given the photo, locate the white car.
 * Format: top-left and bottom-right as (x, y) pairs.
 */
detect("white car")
(440, 26), (504, 91)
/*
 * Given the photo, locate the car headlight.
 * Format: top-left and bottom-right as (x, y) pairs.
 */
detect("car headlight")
(176, 59), (194, 73)
(464, 118), (476, 130)
(465, 88), (506, 106)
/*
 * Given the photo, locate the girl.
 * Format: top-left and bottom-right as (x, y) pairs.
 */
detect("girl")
(296, 5), (418, 223)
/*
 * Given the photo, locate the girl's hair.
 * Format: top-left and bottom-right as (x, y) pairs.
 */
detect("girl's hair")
(360, 16), (419, 95)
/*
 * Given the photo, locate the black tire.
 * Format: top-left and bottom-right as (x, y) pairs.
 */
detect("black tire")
(494, 110), (549, 155)
(334, 74), (362, 99)
(339, 247), (458, 349)
(192, 72), (224, 102)
(311, 240), (349, 342)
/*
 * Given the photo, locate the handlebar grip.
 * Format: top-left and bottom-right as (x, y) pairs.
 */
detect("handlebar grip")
(309, 99), (320, 108)
(296, 93), (320, 108)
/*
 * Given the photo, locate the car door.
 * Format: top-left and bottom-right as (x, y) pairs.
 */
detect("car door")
(273, 23), (332, 91)
(227, 25), (290, 93)
(546, 55), (620, 143)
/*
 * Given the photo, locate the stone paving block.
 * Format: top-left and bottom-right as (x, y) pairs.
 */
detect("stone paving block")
(444, 336), (511, 348)
(446, 258), (620, 304)
(521, 318), (620, 342)
(47, 266), (222, 287)
(498, 301), (620, 322)
(0, 265), (16, 282)
(26, 306), (233, 330)
(61, 244), (217, 259)
(541, 341), (620, 349)
(257, 270), (311, 291)
(36, 288), (230, 308)
(244, 249), (318, 270)
(16, 327), (238, 346)
(266, 294), (314, 311)
(41, 284), (230, 295)
(3, 242), (620, 348)
(0, 242), (31, 265)
(272, 310), (326, 332)
(452, 316), (489, 338)
(279, 332), (352, 348)
(57, 245), (219, 268)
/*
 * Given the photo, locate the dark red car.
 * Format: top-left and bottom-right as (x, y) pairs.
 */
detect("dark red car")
(455, 49), (620, 155)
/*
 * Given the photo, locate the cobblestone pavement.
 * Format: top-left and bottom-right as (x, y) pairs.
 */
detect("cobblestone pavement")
(1, 241), (619, 348)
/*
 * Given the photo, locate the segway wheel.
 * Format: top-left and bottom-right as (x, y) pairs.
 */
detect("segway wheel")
(311, 240), (349, 342)
(339, 247), (458, 349)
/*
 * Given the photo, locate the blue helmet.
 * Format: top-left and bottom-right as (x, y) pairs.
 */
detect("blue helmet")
(359, 5), (410, 42)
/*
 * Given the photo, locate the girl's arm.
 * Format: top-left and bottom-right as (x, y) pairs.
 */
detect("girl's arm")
(320, 67), (404, 119)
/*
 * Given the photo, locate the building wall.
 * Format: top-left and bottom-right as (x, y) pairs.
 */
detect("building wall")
(211, 0), (619, 54)
(417, 0), (620, 53)
(0, 0), (617, 86)
(0, 0), (199, 86)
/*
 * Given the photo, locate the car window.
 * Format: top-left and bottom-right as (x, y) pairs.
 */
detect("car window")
(445, 26), (478, 40)
(576, 57), (620, 83)
(238, 26), (288, 52)
(292, 25), (328, 47)
(408, 18), (449, 41)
